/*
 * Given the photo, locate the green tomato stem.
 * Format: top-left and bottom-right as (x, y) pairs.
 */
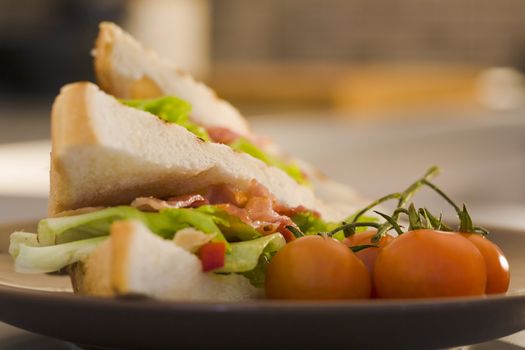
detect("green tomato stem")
(350, 193), (401, 224)
(327, 222), (382, 238)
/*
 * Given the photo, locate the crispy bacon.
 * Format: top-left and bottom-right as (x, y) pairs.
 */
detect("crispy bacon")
(212, 182), (297, 240)
(130, 181), (307, 242)
(273, 204), (320, 218)
(130, 194), (209, 212)
(203, 184), (248, 207)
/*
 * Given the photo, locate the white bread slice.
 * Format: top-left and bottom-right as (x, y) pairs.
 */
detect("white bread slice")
(93, 22), (251, 138)
(50, 82), (349, 221)
(71, 220), (261, 301)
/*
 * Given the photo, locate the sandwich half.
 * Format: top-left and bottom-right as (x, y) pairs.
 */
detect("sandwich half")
(10, 82), (365, 301)
(92, 22), (364, 211)
(94, 22), (251, 138)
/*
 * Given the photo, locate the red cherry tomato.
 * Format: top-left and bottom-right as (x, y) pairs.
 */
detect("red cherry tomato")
(343, 230), (394, 298)
(343, 230), (394, 274)
(374, 230), (487, 298)
(461, 233), (510, 294)
(265, 235), (371, 300)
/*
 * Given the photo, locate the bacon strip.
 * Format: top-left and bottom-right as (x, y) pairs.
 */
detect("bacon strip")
(208, 181), (298, 241)
(130, 181), (308, 242)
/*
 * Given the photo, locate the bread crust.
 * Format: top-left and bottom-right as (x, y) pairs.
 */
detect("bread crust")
(93, 22), (116, 96)
(49, 83), (98, 216)
(110, 220), (133, 293)
(68, 221), (133, 297)
(69, 262), (85, 293)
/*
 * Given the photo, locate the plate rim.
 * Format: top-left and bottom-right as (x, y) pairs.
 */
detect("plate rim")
(0, 282), (523, 311)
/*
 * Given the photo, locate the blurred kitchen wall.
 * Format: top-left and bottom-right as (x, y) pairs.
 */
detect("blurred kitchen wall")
(212, 0), (525, 66)
(1, 0), (525, 113)
(209, 0), (525, 114)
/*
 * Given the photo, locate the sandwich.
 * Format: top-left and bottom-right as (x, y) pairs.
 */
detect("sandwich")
(93, 22), (363, 210)
(9, 82), (362, 301)
(8, 23), (366, 301)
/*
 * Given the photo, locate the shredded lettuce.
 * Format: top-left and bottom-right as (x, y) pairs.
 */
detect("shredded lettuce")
(11, 235), (107, 274)
(216, 233), (285, 274)
(229, 137), (308, 185)
(120, 96), (210, 141)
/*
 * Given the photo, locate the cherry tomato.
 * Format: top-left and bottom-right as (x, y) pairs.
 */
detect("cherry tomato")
(374, 230), (487, 298)
(343, 230), (394, 274)
(343, 231), (394, 298)
(265, 235), (371, 300)
(461, 233), (510, 294)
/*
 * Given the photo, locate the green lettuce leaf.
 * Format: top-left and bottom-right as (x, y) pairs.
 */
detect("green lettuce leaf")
(229, 137), (308, 185)
(12, 235), (107, 273)
(216, 233), (285, 273)
(38, 206), (143, 246)
(240, 251), (275, 287)
(195, 205), (261, 241)
(38, 206), (230, 249)
(121, 96), (210, 141)
(9, 231), (39, 258)
(291, 211), (338, 235)
(292, 211), (379, 240)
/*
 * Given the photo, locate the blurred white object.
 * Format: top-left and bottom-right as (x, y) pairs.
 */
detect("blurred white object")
(126, 0), (210, 78)
(0, 141), (49, 197)
(477, 67), (525, 110)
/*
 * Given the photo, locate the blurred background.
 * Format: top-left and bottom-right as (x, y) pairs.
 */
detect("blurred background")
(0, 0), (524, 229)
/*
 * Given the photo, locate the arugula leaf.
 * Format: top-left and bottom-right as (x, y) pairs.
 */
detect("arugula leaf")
(121, 96), (210, 141)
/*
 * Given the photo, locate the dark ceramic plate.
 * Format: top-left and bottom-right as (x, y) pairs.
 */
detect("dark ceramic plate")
(0, 222), (523, 350)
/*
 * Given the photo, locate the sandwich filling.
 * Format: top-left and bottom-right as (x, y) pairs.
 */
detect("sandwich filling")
(10, 180), (359, 287)
(120, 96), (308, 185)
